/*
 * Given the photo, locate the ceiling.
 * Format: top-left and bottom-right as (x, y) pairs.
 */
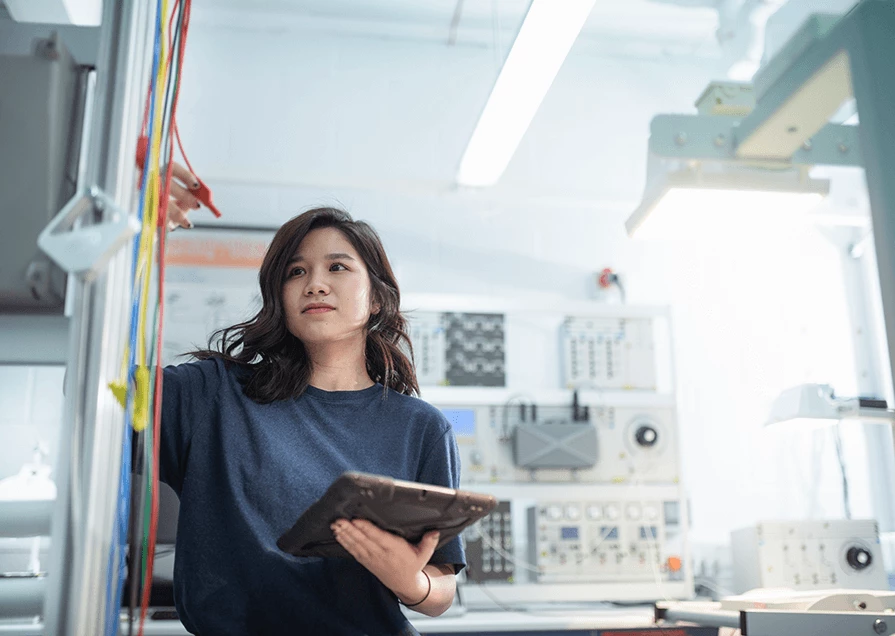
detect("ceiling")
(194, 0), (722, 58)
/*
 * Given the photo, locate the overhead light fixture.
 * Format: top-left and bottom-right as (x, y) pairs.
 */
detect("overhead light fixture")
(766, 383), (894, 428)
(625, 164), (829, 240)
(456, 0), (597, 187)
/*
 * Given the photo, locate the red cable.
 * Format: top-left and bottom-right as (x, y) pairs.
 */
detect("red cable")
(141, 88), (151, 137)
(138, 0), (191, 633)
(170, 0), (196, 178)
(140, 0), (180, 135)
(174, 123), (197, 177)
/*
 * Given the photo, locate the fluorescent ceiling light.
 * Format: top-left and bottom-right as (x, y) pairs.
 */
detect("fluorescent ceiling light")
(456, 0), (597, 187)
(625, 168), (829, 240)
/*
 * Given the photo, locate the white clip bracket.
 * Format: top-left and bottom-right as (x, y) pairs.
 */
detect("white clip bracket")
(38, 187), (140, 281)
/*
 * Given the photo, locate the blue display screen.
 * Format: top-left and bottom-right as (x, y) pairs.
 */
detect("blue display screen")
(561, 527), (579, 540)
(441, 409), (476, 437)
(601, 526), (619, 540)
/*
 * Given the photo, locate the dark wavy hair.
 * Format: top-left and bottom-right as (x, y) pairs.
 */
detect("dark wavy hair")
(192, 207), (419, 402)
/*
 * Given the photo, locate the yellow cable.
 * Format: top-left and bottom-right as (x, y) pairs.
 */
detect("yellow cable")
(133, 0), (171, 431)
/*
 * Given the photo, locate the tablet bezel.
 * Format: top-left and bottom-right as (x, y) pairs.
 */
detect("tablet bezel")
(276, 471), (496, 559)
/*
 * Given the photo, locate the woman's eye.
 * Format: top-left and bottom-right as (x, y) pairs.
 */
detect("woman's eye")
(289, 267), (305, 277)
(330, 263), (347, 272)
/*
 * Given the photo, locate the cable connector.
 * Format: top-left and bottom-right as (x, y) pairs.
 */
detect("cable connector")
(132, 365), (151, 432)
(597, 268), (627, 303)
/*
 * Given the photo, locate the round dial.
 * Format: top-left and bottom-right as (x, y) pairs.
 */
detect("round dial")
(846, 546), (873, 571)
(635, 425), (659, 447)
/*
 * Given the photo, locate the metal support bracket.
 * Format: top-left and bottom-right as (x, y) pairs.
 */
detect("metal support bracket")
(649, 114), (862, 167)
(37, 187), (139, 281)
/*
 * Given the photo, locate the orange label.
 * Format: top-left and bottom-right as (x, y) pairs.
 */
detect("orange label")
(166, 237), (268, 269)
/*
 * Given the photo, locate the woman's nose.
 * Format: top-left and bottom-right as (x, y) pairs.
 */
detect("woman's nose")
(303, 276), (329, 296)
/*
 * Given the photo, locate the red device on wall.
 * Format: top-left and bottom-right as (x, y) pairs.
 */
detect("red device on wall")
(135, 135), (222, 218)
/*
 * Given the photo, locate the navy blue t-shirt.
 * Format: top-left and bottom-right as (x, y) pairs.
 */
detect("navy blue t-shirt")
(159, 357), (465, 636)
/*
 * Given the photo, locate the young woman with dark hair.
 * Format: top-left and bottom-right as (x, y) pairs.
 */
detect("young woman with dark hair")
(159, 183), (463, 635)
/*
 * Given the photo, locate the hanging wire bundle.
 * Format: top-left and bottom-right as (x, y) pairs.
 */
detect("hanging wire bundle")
(104, 0), (195, 633)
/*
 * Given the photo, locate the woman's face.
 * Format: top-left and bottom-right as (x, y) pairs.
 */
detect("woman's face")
(282, 227), (378, 347)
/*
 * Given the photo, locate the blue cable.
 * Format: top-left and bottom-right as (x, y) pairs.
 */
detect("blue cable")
(103, 1), (164, 633)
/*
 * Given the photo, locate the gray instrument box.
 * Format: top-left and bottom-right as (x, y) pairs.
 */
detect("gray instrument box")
(0, 36), (87, 311)
(513, 423), (598, 469)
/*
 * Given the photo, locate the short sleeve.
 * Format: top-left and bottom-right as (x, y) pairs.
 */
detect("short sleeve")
(416, 424), (466, 573)
(159, 358), (222, 494)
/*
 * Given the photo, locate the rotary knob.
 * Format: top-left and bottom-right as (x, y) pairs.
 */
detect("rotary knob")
(635, 425), (659, 448)
(586, 505), (603, 520)
(846, 546), (873, 571)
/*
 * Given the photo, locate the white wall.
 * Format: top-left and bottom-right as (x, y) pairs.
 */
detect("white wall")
(0, 366), (65, 480)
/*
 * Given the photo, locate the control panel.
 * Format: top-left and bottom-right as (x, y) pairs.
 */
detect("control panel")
(409, 311), (506, 387)
(441, 402), (679, 485)
(416, 305), (690, 605)
(408, 311), (446, 387)
(731, 520), (889, 593)
(464, 501), (515, 583)
(527, 499), (685, 584)
(561, 316), (656, 390)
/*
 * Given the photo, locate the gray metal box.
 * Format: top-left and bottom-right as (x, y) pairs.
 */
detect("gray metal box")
(0, 35), (86, 311)
(513, 422), (598, 469)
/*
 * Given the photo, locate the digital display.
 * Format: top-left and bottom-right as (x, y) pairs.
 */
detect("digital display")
(601, 526), (619, 540)
(441, 409), (476, 437)
(561, 527), (579, 540)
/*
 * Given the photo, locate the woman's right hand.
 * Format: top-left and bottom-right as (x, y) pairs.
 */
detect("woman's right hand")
(165, 161), (202, 230)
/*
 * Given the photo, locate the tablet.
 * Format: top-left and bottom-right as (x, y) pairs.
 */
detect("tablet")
(276, 471), (496, 559)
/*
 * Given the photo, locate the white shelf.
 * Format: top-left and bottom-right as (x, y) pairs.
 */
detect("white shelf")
(418, 386), (676, 408)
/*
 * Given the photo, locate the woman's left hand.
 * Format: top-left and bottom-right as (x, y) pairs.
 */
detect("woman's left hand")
(331, 518), (439, 603)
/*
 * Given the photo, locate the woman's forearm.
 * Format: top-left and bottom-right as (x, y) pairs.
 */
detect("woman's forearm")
(395, 564), (456, 617)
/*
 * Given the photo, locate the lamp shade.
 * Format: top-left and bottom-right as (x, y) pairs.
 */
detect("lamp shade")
(626, 167), (829, 240)
(765, 383), (840, 427)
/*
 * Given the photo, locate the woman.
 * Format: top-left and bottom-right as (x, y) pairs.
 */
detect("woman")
(161, 169), (464, 635)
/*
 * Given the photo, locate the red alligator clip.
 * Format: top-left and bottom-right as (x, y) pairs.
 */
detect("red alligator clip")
(135, 135), (222, 218)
